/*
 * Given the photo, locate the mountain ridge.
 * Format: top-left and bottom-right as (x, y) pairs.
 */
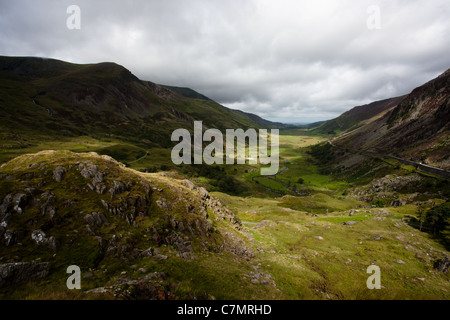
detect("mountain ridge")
(333, 67), (450, 169)
(0, 56), (283, 146)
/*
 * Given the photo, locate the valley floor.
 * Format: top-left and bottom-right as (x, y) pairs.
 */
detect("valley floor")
(0, 130), (449, 299)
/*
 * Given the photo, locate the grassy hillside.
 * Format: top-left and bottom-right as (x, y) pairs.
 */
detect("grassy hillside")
(312, 96), (405, 135)
(0, 150), (272, 299)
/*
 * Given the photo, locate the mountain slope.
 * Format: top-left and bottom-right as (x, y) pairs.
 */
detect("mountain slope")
(333, 68), (450, 169)
(0, 56), (281, 149)
(312, 95), (406, 135)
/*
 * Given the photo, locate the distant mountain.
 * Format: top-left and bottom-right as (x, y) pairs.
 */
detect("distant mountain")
(0, 56), (282, 149)
(312, 96), (406, 135)
(333, 68), (450, 169)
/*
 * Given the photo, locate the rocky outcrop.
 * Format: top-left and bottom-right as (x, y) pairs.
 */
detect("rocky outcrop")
(0, 262), (50, 288)
(164, 231), (195, 260)
(85, 212), (109, 228)
(87, 271), (183, 300)
(0, 152), (257, 298)
(52, 166), (66, 182)
(433, 257), (450, 273)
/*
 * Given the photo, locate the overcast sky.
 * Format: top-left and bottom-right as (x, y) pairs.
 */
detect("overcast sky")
(1, 0), (449, 123)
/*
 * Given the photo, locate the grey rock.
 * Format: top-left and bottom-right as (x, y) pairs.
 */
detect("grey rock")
(156, 199), (170, 210)
(31, 229), (47, 245)
(343, 221), (357, 226)
(349, 209), (355, 216)
(84, 212), (109, 228)
(140, 247), (159, 258)
(177, 252), (195, 260)
(100, 199), (109, 210)
(92, 172), (104, 186)
(47, 236), (57, 251)
(0, 194), (13, 216)
(433, 257), (450, 273)
(13, 193), (29, 209)
(4, 230), (16, 246)
(39, 191), (56, 218)
(80, 162), (99, 179)
(395, 259), (406, 264)
(181, 179), (196, 190)
(109, 181), (127, 199)
(198, 187), (210, 200)
(95, 184), (106, 195)
(390, 199), (404, 207)
(0, 262), (50, 288)
(52, 166), (67, 182)
(416, 277), (425, 282)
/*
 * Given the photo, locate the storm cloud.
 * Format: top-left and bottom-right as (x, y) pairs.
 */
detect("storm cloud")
(1, 0), (449, 123)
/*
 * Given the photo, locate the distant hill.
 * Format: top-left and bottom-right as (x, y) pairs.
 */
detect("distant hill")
(331, 68), (450, 169)
(0, 56), (282, 150)
(312, 96), (406, 135)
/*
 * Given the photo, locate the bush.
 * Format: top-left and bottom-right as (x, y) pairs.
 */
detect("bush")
(371, 198), (390, 208)
(423, 202), (450, 238)
(160, 164), (170, 171)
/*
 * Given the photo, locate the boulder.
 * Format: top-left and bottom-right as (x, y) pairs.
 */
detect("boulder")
(84, 212), (109, 227)
(31, 229), (47, 245)
(52, 166), (67, 182)
(0, 194), (13, 216)
(109, 181), (127, 199)
(0, 262), (50, 288)
(4, 230), (17, 246)
(80, 162), (99, 179)
(31, 229), (57, 251)
(181, 179), (196, 190)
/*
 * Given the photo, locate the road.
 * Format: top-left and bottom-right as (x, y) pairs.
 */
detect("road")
(328, 140), (450, 179)
(128, 150), (150, 164)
